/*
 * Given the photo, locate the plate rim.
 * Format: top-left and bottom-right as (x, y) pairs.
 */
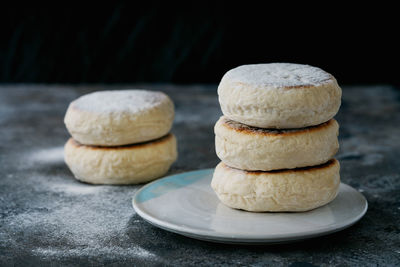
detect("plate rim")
(132, 168), (368, 243)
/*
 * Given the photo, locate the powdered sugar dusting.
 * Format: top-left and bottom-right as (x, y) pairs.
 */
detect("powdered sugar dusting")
(224, 63), (333, 88)
(27, 146), (64, 164)
(32, 245), (155, 259)
(50, 183), (101, 195)
(71, 90), (169, 113)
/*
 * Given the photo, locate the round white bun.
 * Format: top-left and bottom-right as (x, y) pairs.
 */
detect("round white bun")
(211, 159), (340, 212)
(64, 90), (174, 146)
(215, 116), (339, 171)
(64, 134), (177, 185)
(218, 63), (342, 128)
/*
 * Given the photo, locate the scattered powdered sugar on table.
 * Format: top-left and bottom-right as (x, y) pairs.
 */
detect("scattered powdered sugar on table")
(8, 143), (152, 261)
(223, 63), (333, 88)
(32, 244), (155, 259)
(50, 182), (101, 195)
(71, 90), (168, 113)
(27, 146), (65, 164)
(3, 164), (146, 259)
(6, 195), (148, 259)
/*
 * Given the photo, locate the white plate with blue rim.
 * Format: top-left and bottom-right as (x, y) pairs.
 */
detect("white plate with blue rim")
(132, 168), (368, 244)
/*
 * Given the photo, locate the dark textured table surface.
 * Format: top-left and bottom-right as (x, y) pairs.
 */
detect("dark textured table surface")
(0, 85), (399, 266)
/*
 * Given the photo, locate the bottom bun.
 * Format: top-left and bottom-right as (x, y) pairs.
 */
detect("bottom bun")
(64, 134), (177, 185)
(211, 159), (340, 212)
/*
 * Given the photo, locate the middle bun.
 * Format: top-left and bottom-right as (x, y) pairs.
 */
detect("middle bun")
(215, 116), (339, 171)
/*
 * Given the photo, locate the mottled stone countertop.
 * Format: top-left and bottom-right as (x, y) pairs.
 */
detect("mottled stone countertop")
(0, 85), (399, 266)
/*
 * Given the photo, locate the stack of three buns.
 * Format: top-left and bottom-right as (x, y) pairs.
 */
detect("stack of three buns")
(64, 90), (177, 185)
(211, 63), (342, 212)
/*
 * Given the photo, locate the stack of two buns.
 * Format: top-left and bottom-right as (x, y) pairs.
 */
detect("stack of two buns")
(212, 63), (342, 212)
(64, 90), (177, 184)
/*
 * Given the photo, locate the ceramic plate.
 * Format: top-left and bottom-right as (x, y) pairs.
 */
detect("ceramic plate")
(132, 169), (368, 244)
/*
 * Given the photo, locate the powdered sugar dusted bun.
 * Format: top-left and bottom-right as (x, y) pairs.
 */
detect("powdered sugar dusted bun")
(64, 134), (177, 184)
(64, 90), (174, 146)
(218, 63), (342, 128)
(215, 116), (339, 171)
(211, 160), (340, 212)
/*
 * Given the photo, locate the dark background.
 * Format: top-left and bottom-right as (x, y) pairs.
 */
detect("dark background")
(1, 3), (398, 85)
